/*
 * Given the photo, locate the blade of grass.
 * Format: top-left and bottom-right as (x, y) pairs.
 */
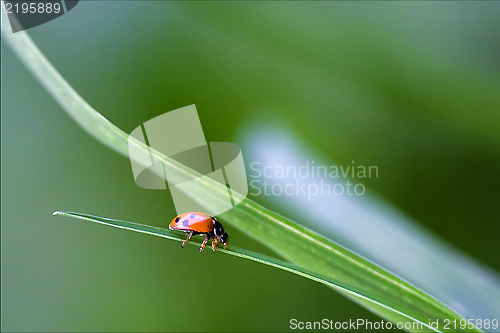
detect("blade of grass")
(52, 210), (405, 301)
(51, 211), (451, 333)
(2, 8), (480, 332)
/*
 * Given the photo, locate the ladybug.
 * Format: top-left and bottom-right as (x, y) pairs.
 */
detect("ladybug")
(169, 212), (229, 253)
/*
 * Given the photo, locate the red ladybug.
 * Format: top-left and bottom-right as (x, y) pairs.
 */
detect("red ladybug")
(169, 212), (229, 253)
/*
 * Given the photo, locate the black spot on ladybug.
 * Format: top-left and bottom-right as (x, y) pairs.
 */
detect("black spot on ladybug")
(190, 214), (195, 218)
(182, 219), (190, 227)
(175, 217), (181, 223)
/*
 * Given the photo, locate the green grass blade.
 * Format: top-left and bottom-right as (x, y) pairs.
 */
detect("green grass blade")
(3, 13), (480, 332)
(53, 211), (466, 333)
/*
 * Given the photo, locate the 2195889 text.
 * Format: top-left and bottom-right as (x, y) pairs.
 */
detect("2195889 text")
(5, 1), (61, 14)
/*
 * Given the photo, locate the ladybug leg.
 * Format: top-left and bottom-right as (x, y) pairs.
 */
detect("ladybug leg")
(212, 238), (218, 253)
(182, 231), (193, 248)
(200, 236), (209, 253)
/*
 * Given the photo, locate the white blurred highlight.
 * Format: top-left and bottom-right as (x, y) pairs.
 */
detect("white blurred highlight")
(241, 124), (500, 324)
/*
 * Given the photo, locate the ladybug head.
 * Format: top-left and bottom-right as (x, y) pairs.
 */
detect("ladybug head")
(220, 232), (229, 249)
(214, 220), (229, 249)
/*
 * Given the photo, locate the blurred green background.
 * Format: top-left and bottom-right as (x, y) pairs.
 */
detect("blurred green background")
(2, 1), (500, 332)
